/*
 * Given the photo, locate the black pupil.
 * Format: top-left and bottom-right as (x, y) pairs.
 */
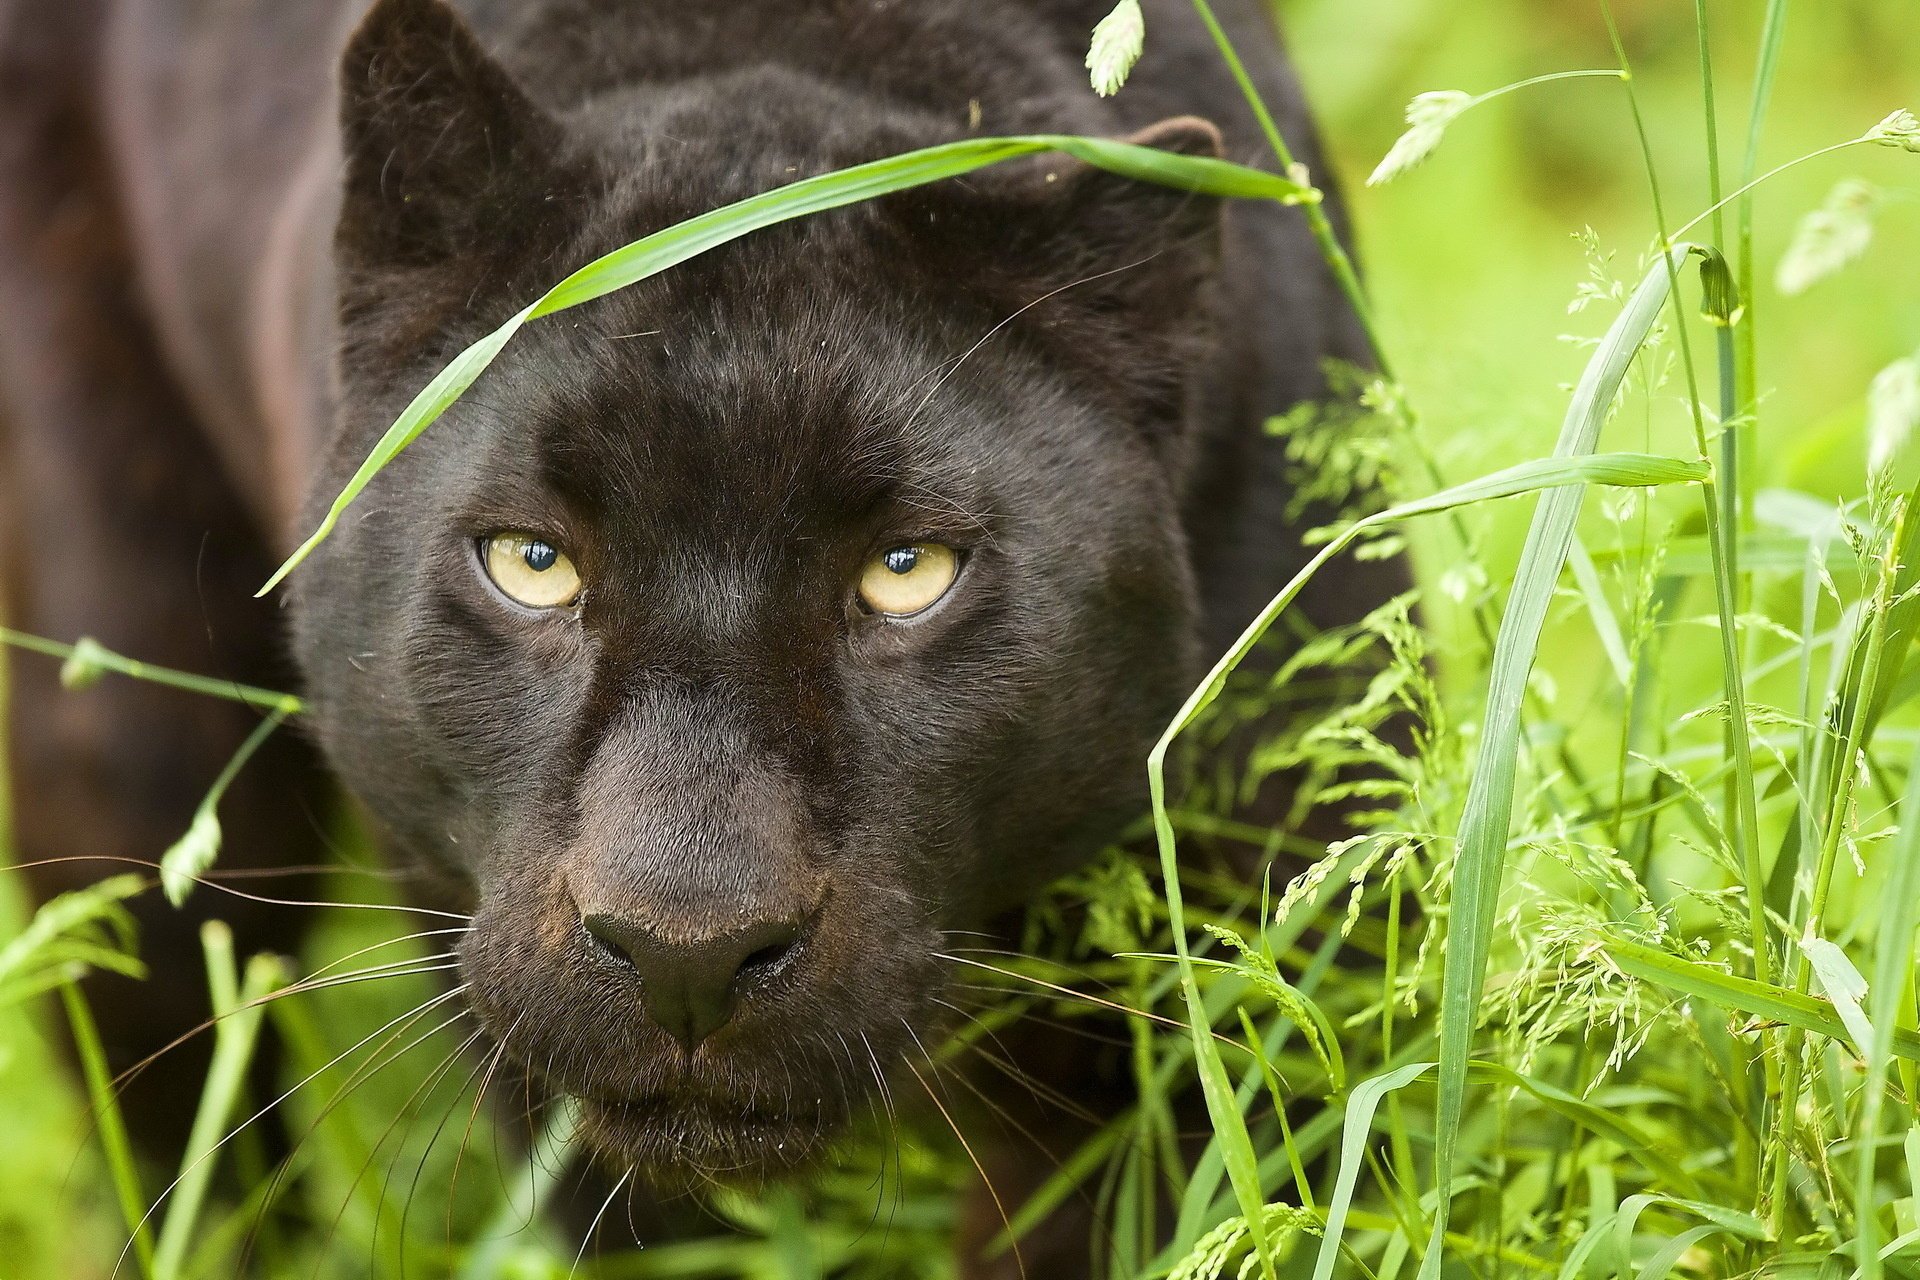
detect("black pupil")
(882, 547), (920, 576)
(522, 540), (558, 573)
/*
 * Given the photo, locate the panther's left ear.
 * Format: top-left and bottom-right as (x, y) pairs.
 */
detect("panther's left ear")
(335, 0), (582, 272)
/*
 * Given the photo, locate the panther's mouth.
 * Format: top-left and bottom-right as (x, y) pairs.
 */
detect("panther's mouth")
(572, 1091), (836, 1186)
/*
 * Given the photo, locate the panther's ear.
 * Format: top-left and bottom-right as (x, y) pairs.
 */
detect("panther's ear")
(894, 116), (1227, 418)
(1025, 115), (1227, 266)
(1030, 115), (1224, 325)
(336, 0), (577, 270)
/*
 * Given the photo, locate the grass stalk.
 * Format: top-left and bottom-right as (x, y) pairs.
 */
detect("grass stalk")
(1736, 0), (1792, 514)
(60, 982), (156, 1280)
(1603, 0), (1770, 992)
(1670, 137), (1884, 245)
(1184, 0), (1385, 378)
(150, 925), (285, 1280)
(1413, 241), (1705, 1278)
(1769, 499), (1906, 1232)
(0, 629), (303, 715)
(1853, 737), (1920, 1279)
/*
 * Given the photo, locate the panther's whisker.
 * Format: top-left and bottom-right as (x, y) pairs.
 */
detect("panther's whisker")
(903, 1014), (1050, 1187)
(395, 1023), (499, 1264)
(270, 955), (463, 1002)
(847, 1069), (891, 1247)
(928, 993), (1029, 1072)
(896, 258), (1150, 442)
(924, 1042), (1069, 1179)
(623, 1174), (644, 1256)
(943, 983), (1141, 1050)
(9, 853), (474, 919)
(7, 852), (405, 882)
(903, 1051), (1027, 1280)
(236, 990), (474, 1276)
(570, 1164), (633, 1279)
(288, 1014), (481, 1278)
(937, 928), (1002, 942)
(930, 998), (1107, 1127)
(196, 879), (474, 922)
(298, 927), (471, 984)
(926, 1035), (1119, 1255)
(113, 984), (469, 1279)
(64, 952), (460, 1202)
(938, 953), (1229, 1043)
(104, 959), (464, 1100)
(860, 1030), (901, 1190)
(447, 1017), (521, 1246)
(859, 1032), (904, 1254)
(368, 1026), (487, 1272)
(290, 1009), (477, 1275)
(489, 1081), (548, 1245)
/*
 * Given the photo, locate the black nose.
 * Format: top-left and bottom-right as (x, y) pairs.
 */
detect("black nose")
(581, 911), (807, 1051)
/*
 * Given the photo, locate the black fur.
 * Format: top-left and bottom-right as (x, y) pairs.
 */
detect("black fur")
(1, 0), (1401, 1268)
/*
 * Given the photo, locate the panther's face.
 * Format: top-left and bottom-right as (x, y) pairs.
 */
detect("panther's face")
(291, 0), (1218, 1182)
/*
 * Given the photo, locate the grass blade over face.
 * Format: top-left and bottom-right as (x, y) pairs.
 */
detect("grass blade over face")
(258, 134), (1313, 596)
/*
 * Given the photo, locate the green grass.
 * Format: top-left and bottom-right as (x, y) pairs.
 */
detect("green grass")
(4, 0), (1920, 1276)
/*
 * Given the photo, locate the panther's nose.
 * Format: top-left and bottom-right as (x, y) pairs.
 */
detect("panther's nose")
(581, 910), (809, 1052)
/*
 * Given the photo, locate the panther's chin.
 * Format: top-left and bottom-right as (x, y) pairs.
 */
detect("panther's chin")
(573, 1093), (835, 1188)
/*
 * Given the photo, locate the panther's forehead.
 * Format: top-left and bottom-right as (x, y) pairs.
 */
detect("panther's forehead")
(459, 250), (1013, 555)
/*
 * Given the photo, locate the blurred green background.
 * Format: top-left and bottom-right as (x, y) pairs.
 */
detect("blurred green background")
(2, 0), (1917, 1274)
(1282, 0), (1918, 503)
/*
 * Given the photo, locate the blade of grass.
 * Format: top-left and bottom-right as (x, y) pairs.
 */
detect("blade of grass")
(1801, 936), (1874, 1055)
(1769, 496), (1909, 1227)
(1630, 1222), (1743, 1280)
(151, 924), (286, 1280)
(1558, 1194), (1764, 1280)
(1416, 246), (1698, 1280)
(1607, 7), (1771, 1003)
(1830, 476), (1920, 752)
(1471, 1061), (1698, 1196)
(1604, 936), (1920, 1061)
(1736, 0), (1792, 487)
(1143, 449), (1704, 1280)
(258, 133), (1312, 595)
(60, 981), (156, 1280)
(1853, 738), (1920, 1278)
(1183, 0), (1384, 375)
(1310, 1060), (1435, 1280)
(0, 874), (145, 994)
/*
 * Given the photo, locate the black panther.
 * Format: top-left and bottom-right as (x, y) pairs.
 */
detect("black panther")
(0, 0), (1399, 1271)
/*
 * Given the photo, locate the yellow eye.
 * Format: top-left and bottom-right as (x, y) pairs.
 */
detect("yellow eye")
(857, 543), (960, 617)
(481, 533), (582, 609)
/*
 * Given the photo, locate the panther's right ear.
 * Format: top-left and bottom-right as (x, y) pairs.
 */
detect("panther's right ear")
(336, 0), (580, 271)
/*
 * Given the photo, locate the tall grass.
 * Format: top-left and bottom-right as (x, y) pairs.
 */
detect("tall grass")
(2, 1), (1919, 1276)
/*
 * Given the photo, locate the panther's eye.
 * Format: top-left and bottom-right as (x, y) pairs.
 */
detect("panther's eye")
(856, 543), (960, 617)
(481, 533), (582, 610)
